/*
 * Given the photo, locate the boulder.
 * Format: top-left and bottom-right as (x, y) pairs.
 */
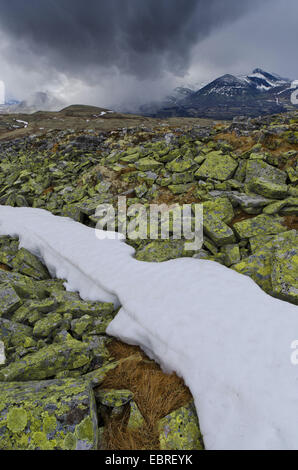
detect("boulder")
(245, 160), (287, 192)
(249, 177), (288, 199)
(158, 401), (203, 450)
(233, 214), (287, 239)
(0, 378), (98, 450)
(195, 153), (238, 182)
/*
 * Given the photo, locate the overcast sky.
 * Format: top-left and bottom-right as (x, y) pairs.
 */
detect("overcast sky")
(0, 0), (297, 110)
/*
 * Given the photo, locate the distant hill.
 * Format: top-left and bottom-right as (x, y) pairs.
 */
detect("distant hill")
(139, 68), (298, 119)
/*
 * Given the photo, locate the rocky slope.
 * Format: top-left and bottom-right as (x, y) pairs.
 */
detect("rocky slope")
(0, 108), (297, 449)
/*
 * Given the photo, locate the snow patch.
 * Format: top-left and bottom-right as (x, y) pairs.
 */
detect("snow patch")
(0, 206), (298, 450)
(16, 120), (28, 128)
(0, 341), (5, 365)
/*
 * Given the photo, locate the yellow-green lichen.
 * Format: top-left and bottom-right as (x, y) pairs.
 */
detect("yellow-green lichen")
(7, 407), (28, 433)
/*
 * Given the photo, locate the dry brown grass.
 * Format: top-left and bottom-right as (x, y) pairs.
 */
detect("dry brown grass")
(42, 186), (55, 196)
(215, 131), (256, 154)
(152, 185), (200, 206)
(215, 130), (298, 163)
(283, 215), (298, 230)
(98, 339), (192, 450)
(0, 264), (11, 272)
(230, 210), (256, 226)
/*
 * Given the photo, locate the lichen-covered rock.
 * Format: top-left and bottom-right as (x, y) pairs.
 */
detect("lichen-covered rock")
(71, 315), (94, 337)
(127, 401), (145, 430)
(135, 240), (192, 262)
(33, 313), (64, 338)
(135, 157), (163, 172)
(11, 248), (50, 280)
(233, 214), (287, 239)
(233, 230), (297, 299)
(203, 197), (234, 224)
(0, 318), (33, 348)
(0, 378), (98, 450)
(3, 274), (48, 301)
(263, 200), (289, 215)
(202, 197), (236, 247)
(95, 388), (133, 420)
(158, 401), (203, 450)
(195, 153), (238, 182)
(71, 314), (113, 338)
(168, 183), (193, 195)
(209, 191), (273, 214)
(286, 166), (298, 185)
(271, 246), (298, 305)
(95, 389), (133, 407)
(249, 177), (288, 200)
(135, 183), (148, 198)
(203, 218), (236, 247)
(166, 156), (194, 173)
(0, 336), (92, 382)
(221, 244), (241, 266)
(232, 249), (273, 292)
(0, 283), (22, 317)
(245, 160), (287, 192)
(52, 291), (115, 319)
(171, 171), (195, 185)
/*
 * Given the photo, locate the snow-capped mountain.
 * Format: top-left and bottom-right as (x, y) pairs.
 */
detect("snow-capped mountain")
(244, 68), (290, 91)
(139, 68), (297, 120)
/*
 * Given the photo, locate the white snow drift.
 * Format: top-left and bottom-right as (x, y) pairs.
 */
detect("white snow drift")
(0, 205), (298, 450)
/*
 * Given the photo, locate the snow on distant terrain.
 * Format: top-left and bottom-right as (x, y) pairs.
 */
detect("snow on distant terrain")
(0, 206), (298, 450)
(16, 120), (28, 128)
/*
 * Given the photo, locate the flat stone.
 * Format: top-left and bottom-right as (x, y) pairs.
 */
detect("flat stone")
(233, 214), (287, 239)
(166, 156), (195, 173)
(195, 153), (238, 182)
(135, 158), (163, 172)
(249, 177), (288, 199)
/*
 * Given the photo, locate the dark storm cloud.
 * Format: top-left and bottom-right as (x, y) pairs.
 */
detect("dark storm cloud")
(0, 0), (261, 80)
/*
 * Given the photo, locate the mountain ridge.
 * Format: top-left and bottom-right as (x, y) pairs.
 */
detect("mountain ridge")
(139, 68), (298, 120)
